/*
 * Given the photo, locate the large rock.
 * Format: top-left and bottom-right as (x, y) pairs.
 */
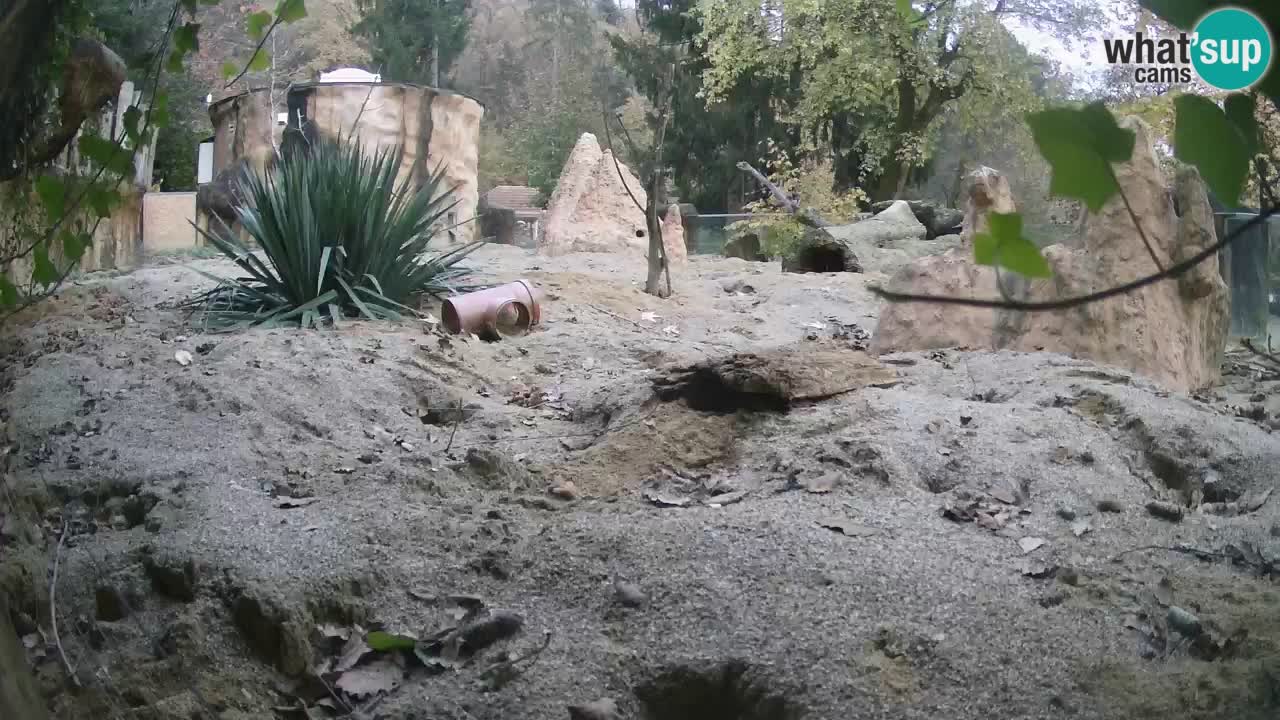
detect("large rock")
(539, 133), (685, 264)
(870, 199), (964, 239)
(828, 200), (927, 246)
(871, 119), (1229, 393)
(661, 203), (688, 264)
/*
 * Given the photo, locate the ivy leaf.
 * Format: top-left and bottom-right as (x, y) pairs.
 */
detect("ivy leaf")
(86, 184), (120, 218)
(247, 11), (273, 40)
(0, 274), (17, 306)
(1174, 94), (1250, 207)
(365, 631), (416, 652)
(972, 212), (1052, 279)
(173, 23), (200, 54)
(78, 136), (134, 178)
(1026, 103), (1136, 212)
(35, 176), (65, 222)
(248, 48), (271, 72)
(1224, 93), (1260, 156)
(895, 0), (916, 21)
(60, 230), (89, 261)
(123, 106), (142, 143)
(32, 241), (59, 287)
(221, 61), (240, 79)
(276, 0), (308, 23)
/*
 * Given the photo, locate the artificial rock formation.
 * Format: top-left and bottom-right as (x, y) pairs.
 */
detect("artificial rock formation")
(869, 199), (964, 239)
(539, 133), (686, 263)
(871, 118), (1229, 393)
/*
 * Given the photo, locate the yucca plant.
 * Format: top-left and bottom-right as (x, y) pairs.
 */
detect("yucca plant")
(184, 138), (486, 331)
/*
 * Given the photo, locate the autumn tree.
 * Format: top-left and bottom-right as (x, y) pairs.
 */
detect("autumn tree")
(696, 0), (1100, 201)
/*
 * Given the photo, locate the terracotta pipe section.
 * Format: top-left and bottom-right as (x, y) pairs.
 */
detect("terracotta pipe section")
(441, 280), (544, 340)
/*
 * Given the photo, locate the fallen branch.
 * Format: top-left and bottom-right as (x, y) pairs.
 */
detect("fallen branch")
(50, 523), (79, 687)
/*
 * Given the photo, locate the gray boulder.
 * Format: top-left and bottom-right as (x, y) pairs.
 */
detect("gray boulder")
(827, 200), (927, 246)
(870, 200), (964, 239)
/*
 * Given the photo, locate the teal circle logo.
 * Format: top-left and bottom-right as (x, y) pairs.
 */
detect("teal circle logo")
(1191, 8), (1273, 91)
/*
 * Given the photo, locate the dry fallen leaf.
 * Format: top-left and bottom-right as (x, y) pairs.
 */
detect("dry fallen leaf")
(334, 657), (402, 699)
(174, 350), (193, 366)
(1070, 519), (1092, 537)
(661, 325), (680, 336)
(274, 496), (318, 509)
(334, 626), (372, 673)
(640, 311), (660, 323)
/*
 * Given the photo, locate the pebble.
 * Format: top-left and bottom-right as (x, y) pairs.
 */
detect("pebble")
(549, 481), (578, 500)
(1096, 498), (1124, 513)
(1056, 507), (1077, 522)
(613, 579), (647, 608)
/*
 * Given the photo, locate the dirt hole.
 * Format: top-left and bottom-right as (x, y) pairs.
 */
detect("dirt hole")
(635, 661), (803, 720)
(791, 245), (849, 273)
(660, 368), (788, 413)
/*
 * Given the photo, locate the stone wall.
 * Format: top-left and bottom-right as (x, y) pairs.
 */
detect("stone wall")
(142, 192), (199, 253)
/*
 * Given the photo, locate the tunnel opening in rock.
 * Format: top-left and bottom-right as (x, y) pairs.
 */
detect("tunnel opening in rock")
(656, 368), (789, 414)
(792, 245), (848, 273)
(635, 661), (803, 720)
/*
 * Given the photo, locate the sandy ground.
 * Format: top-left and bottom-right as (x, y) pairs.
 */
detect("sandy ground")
(3, 243), (1280, 720)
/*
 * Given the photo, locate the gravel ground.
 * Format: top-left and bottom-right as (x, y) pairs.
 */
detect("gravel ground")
(2, 243), (1280, 720)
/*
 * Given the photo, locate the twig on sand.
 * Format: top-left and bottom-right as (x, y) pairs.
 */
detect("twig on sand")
(1109, 544), (1228, 563)
(51, 523), (80, 687)
(479, 630), (552, 689)
(444, 398), (463, 453)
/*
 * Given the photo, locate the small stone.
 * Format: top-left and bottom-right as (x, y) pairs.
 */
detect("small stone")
(486, 509), (505, 520)
(1096, 498), (1124, 513)
(1056, 507), (1077, 522)
(1145, 500), (1185, 522)
(568, 698), (622, 720)
(613, 579), (647, 609)
(549, 481), (578, 500)
(1167, 606), (1202, 637)
(1270, 523), (1280, 538)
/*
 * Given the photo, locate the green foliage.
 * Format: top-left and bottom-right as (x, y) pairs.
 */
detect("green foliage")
(1026, 102), (1135, 213)
(1174, 95), (1252, 207)
(352, 0), (472, 84)
(186, 138), (484, 331)
(35, 176), (66, 222)
(366, 631), (417, 652)
(972, 212), (1051, 278)
(726, 215), (804, 259)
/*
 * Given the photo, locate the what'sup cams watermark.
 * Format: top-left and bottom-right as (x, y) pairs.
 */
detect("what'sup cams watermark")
(1103, 7), (1274, 91)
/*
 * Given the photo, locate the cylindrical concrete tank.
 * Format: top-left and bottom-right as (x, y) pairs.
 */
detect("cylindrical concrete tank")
(208, 88), (275, 180)
(284, 82), (485, 242)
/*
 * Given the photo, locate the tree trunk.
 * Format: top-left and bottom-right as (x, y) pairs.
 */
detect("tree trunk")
(0, 596), (49, 720)
(644, 171), (666, 296)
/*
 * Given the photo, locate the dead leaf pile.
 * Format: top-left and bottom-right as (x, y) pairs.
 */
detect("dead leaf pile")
(940, 489), (1028, 532)
(276, 598), (524, 716)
